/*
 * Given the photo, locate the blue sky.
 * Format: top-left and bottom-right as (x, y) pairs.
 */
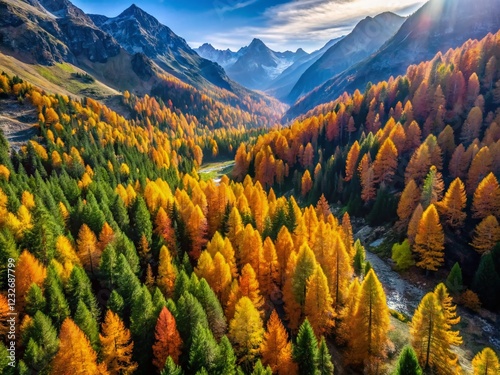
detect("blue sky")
(73, 0), (426, 52)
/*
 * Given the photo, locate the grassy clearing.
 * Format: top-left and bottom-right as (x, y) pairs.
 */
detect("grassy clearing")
(198, 160), (235, 181)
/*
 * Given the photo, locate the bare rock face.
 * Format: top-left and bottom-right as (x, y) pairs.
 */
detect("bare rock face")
(131, 52), (154, 81)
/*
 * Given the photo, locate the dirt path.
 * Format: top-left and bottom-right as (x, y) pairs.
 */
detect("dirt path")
(0, 99), (38, 151)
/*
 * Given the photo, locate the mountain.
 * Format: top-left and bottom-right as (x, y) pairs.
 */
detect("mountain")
(264, 36), (344, 100)
(286, 0), (500, 119)
(195, 43), (239, 68)
(287, 12), (405, 103)
(217, 38), (308, 90)
(0, 0), (121, 65)
(89, 4), (234, 91)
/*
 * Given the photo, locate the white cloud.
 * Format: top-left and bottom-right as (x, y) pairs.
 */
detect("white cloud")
(205, 0), (425, 51)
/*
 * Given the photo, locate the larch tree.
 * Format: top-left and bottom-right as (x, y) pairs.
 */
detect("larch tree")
(358, 154), (376, 202)
(407, 204), (424, 245)
(260, 237), (279, 298)
(100, 310), (137, 375)
(345, 141), (360, 182)
(373, 138), (398, 184)
(229, 297), (265, 370)
(420, 166), (444, 209)
(436, 178), (467, 228)
(410, 292), (459, 374)
(16, 250), (46, 310)
(157, 246), (177, 299)
(472, 173), (500, 220)
(76, 224), (100, 275)
(152, 307), (183, 370)
(414, 204), (445, 271)
(275, 226), (295, 286)
(330, 231), (352, 307)
(238, 263), (264, 312)
(301, 170), (313, 197)
(467, 146), (493, 194)
(348, 269), (391, 372)
(472, 347), (500, 375)
(51, 318), (107, 375)
(304, 266), (335, 337)
(155, 207), (175, 251)
(433, 283), (462, 346)
(397, 179), (421, 231)
(336, 278), (361, 345)
(260, 310), (297, 375)
(471, 215), (500, 254)
(283, 251), (302, 332)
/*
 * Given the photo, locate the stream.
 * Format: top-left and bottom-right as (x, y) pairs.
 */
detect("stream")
(362, 236), (500, 355)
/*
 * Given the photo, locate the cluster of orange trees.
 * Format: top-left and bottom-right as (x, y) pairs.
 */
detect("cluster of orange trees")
(239, 31), (500, 310)
(0, 29), (500, 375)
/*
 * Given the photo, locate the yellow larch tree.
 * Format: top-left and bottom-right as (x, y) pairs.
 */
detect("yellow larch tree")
(410, 292), (459, 374)
(472, 173), (500, 219)
(260, 237), (279, 298)
(304, 266), (336, 337)
(99, 310), (137, 375)
(436, 178), (467, 228)
(348, 269), (391, 373)
(434, 283), (462, 346)
(229, 297), (265, 369)
(76, 224), (101, 275)
(472, 347), (500, 375)
(275, 226), (295, 286)
(414, 204), (445, 271)
(157, 246), (177, 299)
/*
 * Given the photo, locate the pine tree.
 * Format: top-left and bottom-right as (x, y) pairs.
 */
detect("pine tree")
(21, 311), (59, 373)
(348, 269), (391, 372)
(130, 286), (156, 369)
(51, 318), (106, 375)
(394, 346), (422, 375)
(445, 263), (463, 295)
(74, 300), (100, 350)
(437, 178), (467, 228)
(471, 215), (500, 254)
(473, 253), (500, 309)
(229, 297), (264, 370)
(317, 338), (334, 375)
(24, 283), (46, 316)
(251, 360), (273, 375)
(218, 335), (237, 375)
(260, 310), (296, 375)
(414, 204), (444, 271)
(188, 324), (220, 373)
(410, 292), (458, 374)
(131, 196), (153, 247)
(292, 243), (317, 306)
(161, 356), (184, 375)
(293, 319), (319, 375)
(472, 347), (500, 375)
(100, 310), (137, 375)
(193, 278), (228, 340)
(420, 166), (444, 209)
(304, 266), (335, 336)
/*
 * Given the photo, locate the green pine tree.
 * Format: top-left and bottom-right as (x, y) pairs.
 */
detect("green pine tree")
(317, 337), (334, 375)
(445, 263), (463, 295)
(293, 319), (319, 375)
(161, 356), (184, 375)
(193, 278), (227, 340)
(473, 253), (500, 309)
(393, 346), (422, 375)
(25, 283), (46, 316)
(188, 324), (220, 373)
(73, 300), (100, 350)
(251, 360), (273, 375)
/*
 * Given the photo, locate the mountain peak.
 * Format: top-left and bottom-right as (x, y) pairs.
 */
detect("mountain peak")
(120, 3), (147, 17)
(249, 38), (267, 47)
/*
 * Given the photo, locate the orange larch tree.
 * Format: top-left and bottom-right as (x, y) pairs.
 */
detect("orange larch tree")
(345, 141), (361, 181)
(471, 215), (500, 254)
(301, 170), (313, 197)
(373, 138), (398, 184)
(472, 173), (500, 220)
(260, 310), (297, 375)
(51, 318), (107, 375)
(152, 307), (182, 370)
(16, 250), (47, 310)
(397, 179), (421, 231)
(436, 178), (467, 229)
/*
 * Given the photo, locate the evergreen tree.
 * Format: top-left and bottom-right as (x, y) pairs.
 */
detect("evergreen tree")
(74, 300), (100, 350)
(161, 357), (184, 375)
(293, 319), (319, 375)
(251, 360), (273, 375)
(473, 253), (500, 309)
(218, 335), (237, 375)
(393, 346), (422, 375)
(188, 324), (220, 374)
(445, 263), (463, 295)
(317, 338), (334, 375)
(25, 283), (46, 316)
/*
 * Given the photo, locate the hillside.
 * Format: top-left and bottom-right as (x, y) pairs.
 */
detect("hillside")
(287, 12), (405, 103)
(286, 0), (500, 119)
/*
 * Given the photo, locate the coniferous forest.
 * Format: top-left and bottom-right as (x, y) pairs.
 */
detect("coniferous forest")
(1, 0), (500, 374)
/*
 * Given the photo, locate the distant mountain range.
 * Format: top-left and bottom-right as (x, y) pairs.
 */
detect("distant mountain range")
(197, 39), (308, 90)
(286, 0), (500, 119)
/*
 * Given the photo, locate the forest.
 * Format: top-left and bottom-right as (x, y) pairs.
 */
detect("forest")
(0, 19), (500, 375)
